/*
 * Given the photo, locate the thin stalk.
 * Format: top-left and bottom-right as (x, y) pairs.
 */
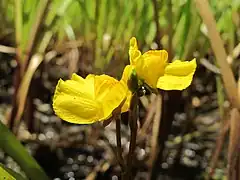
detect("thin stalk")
(13, 31), (53, 133)
(179, 0), (191, 59)
(227, 108), (240, 180)
(0, 45), (16, 54)
(151, 0), (163, 49)
(167, 0), (173, 61)
(9, 0), (50, 131)
(207, 118), (230, 179)
(182, 5), (201, 60)
(137, 95), (157, 142)
(93, 0), (100, 69)
(115, 116), (125, 171)
(15, 0), (23, 66)
(236, 155), (240, 180)
(195, 0), (240, 109)
(22, 0), (50, 70)
(216, 76), (225, 118)
(149, 94), (162, 171)
(126, 93), (138, 180)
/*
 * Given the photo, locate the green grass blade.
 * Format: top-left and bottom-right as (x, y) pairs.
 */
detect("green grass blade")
(0, 163), (26, 180)
(0, 121), (50, 180)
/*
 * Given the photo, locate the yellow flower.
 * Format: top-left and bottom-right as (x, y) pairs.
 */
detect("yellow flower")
(53, 73), (128, 124)
(128, 37), (197, 90)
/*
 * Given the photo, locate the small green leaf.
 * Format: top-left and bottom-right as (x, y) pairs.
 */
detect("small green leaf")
(0, 166), (16, 180)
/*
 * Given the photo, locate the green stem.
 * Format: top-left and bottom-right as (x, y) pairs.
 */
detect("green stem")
(14, 0), (22, 39)
(24, 0), (50, 64)
(216, 75), (225, 118)
(115, 116), (125, 171)
(167, 0), (173, 61)
(15, 0), (23, 65)
(151, 0), (163, 49)
(126, 93), (138, 180)
(0, 121), (50, 180)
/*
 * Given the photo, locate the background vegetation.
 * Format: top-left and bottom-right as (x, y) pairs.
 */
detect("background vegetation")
(0, 0), (240, 179)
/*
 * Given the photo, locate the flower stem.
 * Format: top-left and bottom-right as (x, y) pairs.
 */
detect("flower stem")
(115, 116), (125, 171)
(126, 93), (138, 179)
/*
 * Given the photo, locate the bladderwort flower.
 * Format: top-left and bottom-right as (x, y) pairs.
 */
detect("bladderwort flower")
(53, 73), (129, 124)
(127, 37), (197, 90)
(53, 37), (197, 124)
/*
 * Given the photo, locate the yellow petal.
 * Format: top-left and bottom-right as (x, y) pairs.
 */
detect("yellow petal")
(94, 75), (118, 100)
(121, 65), (134, 84)
(94, 75), (128, 118)
(130, 37), (138, 49)
(157, 58), (197, 90)
(54, 78), (94, 100)
(71, 73), (95, 97)
(120, 65), (134, 112)
(129, 37), (141, 65)
(53, 79), (103, 124)
(121, 90), (132, 112)
(135, 50), (168, 88)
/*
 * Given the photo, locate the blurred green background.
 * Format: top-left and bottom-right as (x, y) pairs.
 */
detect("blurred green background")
(0, 0), (240, 180)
